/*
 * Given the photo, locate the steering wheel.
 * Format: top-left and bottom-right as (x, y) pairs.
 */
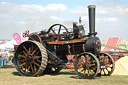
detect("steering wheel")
(47, 24), (69, 35)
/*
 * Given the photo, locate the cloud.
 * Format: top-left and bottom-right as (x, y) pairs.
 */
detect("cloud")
(0, 13), (11, 18)
(0, 2), (69, 39)
(97, 4), (128, 15)
(70, 4), (128, 16)
(21, 5), (45, 13)
(0, 2), (127, 40)
(46, 4), (67, 11)
(70, 6), (87, 16)
(81, 16), (119, 23)
(96, 17), (119, 22)
(0, 2), (67, 16)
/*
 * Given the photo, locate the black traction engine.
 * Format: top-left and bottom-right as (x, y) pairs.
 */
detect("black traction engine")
(13, 5), (115, 79)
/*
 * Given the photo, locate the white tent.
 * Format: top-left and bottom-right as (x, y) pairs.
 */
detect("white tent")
(0, 39), (17, 49)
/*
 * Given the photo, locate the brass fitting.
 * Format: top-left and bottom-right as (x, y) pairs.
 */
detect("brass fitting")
(88, 5), (96, 8)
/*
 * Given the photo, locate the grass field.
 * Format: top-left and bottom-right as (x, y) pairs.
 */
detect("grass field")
(0, 67), (128, 85)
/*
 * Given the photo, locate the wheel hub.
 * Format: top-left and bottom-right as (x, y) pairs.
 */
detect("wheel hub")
(83, 63), (90, 69)
(100, 62), (106, 69)
(26, 55), (33, 62)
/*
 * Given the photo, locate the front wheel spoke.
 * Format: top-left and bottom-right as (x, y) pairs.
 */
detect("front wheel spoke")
(87, 56), (91, 62)
(103, 57), (106, 62)
(80, 68), (85, 72)
(100, 69), (103, 73)
(105, 57), (109, 63)
(87, 69), (90, 76)
(106, 65), (112, 68)
(91, 67), (96, 70)
(90, 63), (95, 66)
(83, 69), (86, 76)
(103, 69), (106, 75)
(106, 68), (109, 72)
(89, 69), (94, 75)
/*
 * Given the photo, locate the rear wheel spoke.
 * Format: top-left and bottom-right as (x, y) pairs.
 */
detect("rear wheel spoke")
(23, 46), (29, 53)
(18, 54), (26, 58)
(20, 62), (26, 68)
(25, 63), (28, 73)
(36, 59), (41, 63)
(23, 51), (27, 56)
(33, 62), (40, 68)
(35, 50), (40, 55)
(34, 65), (37, 72)
(29, 45), (31, 54)
(30, 63), (34, 73)
(33, 56), (40, 59)
(27, 65), (30, 73)
(32, 47), (38, 55)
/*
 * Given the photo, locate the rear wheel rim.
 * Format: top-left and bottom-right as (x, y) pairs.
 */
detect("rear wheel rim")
(15, 41), (48, 76)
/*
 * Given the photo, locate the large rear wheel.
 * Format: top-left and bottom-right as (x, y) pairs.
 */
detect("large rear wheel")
(14, 40), (48, 76)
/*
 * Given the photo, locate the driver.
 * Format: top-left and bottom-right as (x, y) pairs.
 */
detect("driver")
(73, 22), (79, 39)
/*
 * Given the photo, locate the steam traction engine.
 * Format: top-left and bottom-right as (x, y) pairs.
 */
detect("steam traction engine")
(13, 5), (115, 79)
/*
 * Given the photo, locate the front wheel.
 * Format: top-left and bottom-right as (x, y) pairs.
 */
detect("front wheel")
(74, 52), (100, 79)
(98, 52), (115, 76)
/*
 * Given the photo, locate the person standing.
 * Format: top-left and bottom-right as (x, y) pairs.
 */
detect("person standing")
(0, 50), (8, 67)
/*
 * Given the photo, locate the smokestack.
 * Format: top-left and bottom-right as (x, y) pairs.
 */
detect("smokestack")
(88, 5), (97, 37)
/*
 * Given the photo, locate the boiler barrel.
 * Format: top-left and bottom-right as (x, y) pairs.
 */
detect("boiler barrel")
(54, 37), (101, 55)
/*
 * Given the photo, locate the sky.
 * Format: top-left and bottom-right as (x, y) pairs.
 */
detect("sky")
(0, 0), (128, 40)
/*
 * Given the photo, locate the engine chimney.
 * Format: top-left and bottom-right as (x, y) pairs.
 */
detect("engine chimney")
(88, 5), (97, 37)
